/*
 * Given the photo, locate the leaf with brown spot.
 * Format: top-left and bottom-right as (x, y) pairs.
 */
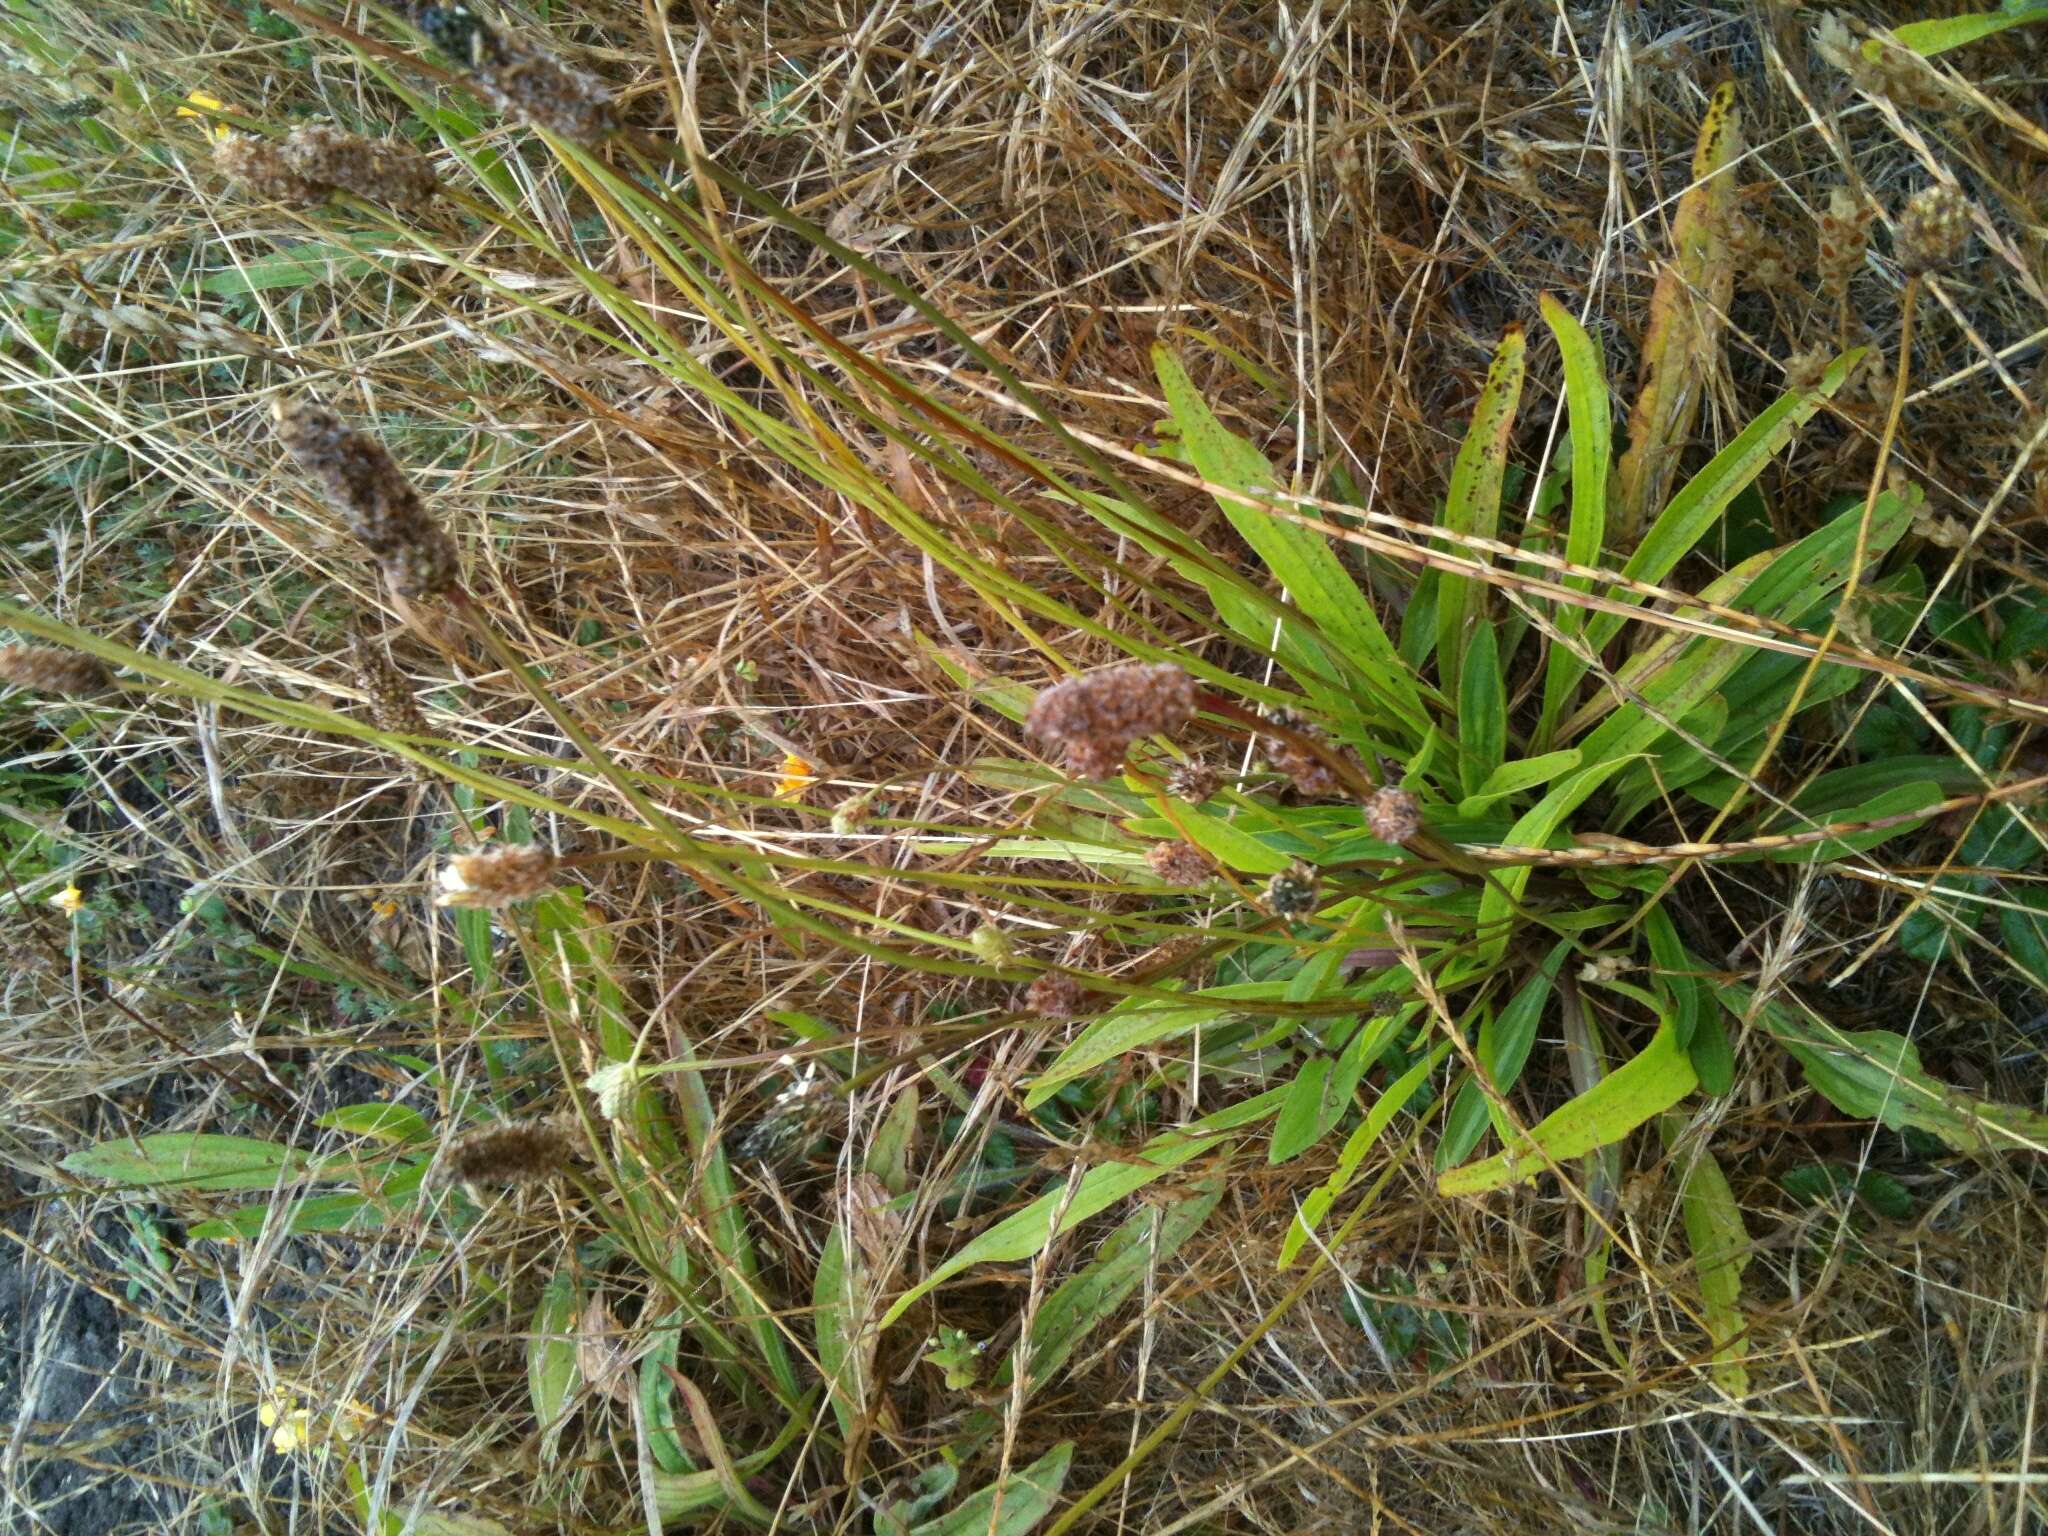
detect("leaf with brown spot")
(1612, 82), (1742, 551)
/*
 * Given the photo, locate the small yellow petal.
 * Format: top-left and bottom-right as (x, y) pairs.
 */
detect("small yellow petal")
(257, 1401), (279, 1428)
(176, 90), (237, 140)
(48, 884), (84, 916)
(774, 752), (816, 800)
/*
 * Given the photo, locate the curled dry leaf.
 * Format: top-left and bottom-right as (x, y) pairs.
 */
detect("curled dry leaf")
(577, 1293), (637, 1407)
(846, 1171), (907, 1296)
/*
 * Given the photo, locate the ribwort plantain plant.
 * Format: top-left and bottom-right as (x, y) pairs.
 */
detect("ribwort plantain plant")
(22, 13), (2048, 1536)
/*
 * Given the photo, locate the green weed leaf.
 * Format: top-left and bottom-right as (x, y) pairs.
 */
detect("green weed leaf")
(1000, 1185), (1221, 1397)
(1661, 1117), (1750, 1395)
(317, 1103), (431, 1144)
(61, 1134), (319, 1193)
(1725, 983), (2048, 1153)
(909, 1442), (1073, 1536)
(1280, 1034), (1446, 1266)
(527, 1267), (581, 1460)
(881, 1094), (1280, 1329)
(1437, 327), (1527, 699)
(1154, 347), (1422, 734)
(1438, 1021), (1697, 1195)
(1892, 6), (2048, 56)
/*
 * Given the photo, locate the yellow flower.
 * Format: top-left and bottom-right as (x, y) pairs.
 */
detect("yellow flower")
(257, 1393), (372, 1456)
(258, 1396), (314, 1455)
(774, 752), (817, 800)
(175, 89), (236, 141)
(48, 883), (84, 917)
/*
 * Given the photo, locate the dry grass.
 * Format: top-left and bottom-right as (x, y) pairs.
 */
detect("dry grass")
(4, 1), (2048, 1533)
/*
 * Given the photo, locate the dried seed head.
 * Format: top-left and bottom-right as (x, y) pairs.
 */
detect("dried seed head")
(1024, 973), (1088, 1018)
(351, 633), (428, 737)
(214, 134), (327, 202)
(1813, 14), (1945, 110)
(1784, 346), (1833, 394)
(428, 1116), (576, 1188)
(421, 4), (618, 144)
(273, 401), (461, 596)
(0, 644), (111, 698)
(1259, 709), (1344, 798)
(1163, 759), (1219, 802)
(1263, 860), (1321, 918)
(435, 844), (557, 909)
(1896, 185), (1974, 276)
(1366, 785), (1423, 845)
(1026, 662), (1197, 779)
(216, 128), (439, 212)
(281, 123), (439, 213)
(1145, 840), (1215, 887)
(1816, 187), (1874, 297)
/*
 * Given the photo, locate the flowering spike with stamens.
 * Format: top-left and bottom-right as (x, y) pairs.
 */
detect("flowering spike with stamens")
(1146, 840), (1214, 887)
(273, 401), (461, 596)
(427, 1116), (576, 1188)
(1026, 662), (1197, 779)
(281, 124), (439, 213)
(1164, 759), (1219, 802)
(1258, 708), (1344, 798)
(213, 134), (326, 202)
(1263, 860), (1321, 918)
(1366, 786), (1424, 845)
(435, 845), (557, 909)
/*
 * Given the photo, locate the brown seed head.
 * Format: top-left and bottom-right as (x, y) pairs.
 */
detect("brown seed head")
(435, 844), (556, 909)
(377, 536), (462, 599)
(1145, 840), (1215, 887)
(427, 1116), (576, 1188)
(0, 645), (111, 698)
(448, 18), (618, 144)
(216, 128), (437, 212)
(214, 134), (326, 203)
(351, 633), (428, 738)
(1896, 185), (1973, 277)
(281, 124), (439, 213)
(1259, 709), (1344, 798)
(1163, 759), (1219, 802)
(1366, 786), (1423, 845)
(1024, 973), (1088, 1018)
(273, 401), (461, 596)
(1026, 662), (1197, 779)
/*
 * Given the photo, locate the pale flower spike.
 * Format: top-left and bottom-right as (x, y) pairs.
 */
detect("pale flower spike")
(434, 844), (557, 909)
